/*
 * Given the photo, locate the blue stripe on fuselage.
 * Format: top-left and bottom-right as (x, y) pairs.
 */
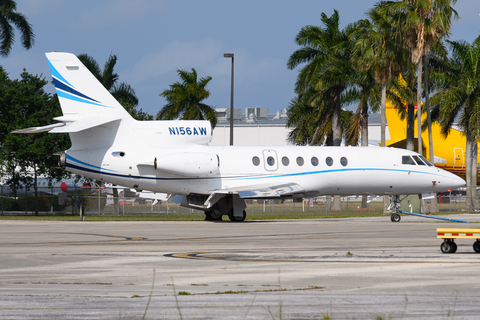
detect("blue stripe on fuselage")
(65, 160), (449, 182)
(66, 154), (117, 172)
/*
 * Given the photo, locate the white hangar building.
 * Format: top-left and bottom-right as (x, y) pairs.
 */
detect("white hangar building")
(210, 108), (388, 146)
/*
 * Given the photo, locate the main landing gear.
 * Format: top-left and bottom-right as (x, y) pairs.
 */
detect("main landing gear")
(204, 209), (247, 222)
(203, 194), (247, 222)
(204, 209), (223, 221)
(228, 209), (246, 222)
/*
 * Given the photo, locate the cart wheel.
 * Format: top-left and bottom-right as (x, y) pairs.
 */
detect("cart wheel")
(390, 213), (401, 222)
(441, 240), (456, 253)
(450, 241), (457, 253)
(473, 240), (480, 253)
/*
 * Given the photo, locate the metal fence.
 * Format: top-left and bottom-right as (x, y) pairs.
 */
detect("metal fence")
(0, 185), (476, 216)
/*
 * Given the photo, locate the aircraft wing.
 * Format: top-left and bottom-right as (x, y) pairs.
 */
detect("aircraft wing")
(210, 182), (306, 198)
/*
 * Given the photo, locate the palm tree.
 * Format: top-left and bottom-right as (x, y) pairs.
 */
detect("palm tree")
(430, 35), (480, 210)
(384, 0), (458, 158)
(352, 4), (409, 148)
(78, 53), (152, 120)
(343, 73), (380, 147)
(287, 9), (354, 147)
(286, 91), (328, 146)
(345, 20), (384, 148)
(0, 0), (34, 57)
(287, 89), (354, 147)
(157, 68), (217, 128)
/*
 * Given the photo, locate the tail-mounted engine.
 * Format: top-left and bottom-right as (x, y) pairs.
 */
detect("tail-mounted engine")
(154, 152), (219, 177)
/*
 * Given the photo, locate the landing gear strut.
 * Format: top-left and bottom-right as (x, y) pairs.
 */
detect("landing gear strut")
(203, 194), (247, 222)
(388, 195), (405, 223)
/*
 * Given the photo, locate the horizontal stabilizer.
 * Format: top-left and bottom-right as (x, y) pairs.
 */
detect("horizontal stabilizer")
(12, 122), (67, 134)
(12, 116), (121, 134)
(50, 116), (121, 133)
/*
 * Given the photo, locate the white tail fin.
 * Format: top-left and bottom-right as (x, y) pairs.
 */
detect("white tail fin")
(45, 52), (133, 132)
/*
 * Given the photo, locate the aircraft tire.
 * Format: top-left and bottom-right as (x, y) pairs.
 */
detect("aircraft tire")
(473, 240), (480, 253)
(228, 210), (246, 222)
(390, 213), (401, 222)
(204, 209), (222, 221)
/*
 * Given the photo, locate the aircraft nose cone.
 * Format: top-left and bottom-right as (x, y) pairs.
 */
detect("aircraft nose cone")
(446, 173), (466, 190)
(454, 175), (467, 189)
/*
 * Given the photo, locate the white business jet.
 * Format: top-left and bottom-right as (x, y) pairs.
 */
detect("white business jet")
(14, 52), (466, 222)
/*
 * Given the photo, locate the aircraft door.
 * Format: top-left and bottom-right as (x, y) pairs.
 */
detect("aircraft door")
(262, 149), (278, 171)
(453, 148), (464, 171)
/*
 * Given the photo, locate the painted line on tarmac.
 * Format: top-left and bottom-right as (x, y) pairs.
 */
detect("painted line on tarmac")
(168, 251), (480, 264)
(0, 232), (147, 246)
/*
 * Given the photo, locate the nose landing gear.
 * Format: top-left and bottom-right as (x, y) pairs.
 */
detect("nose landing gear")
(389, 195), (404, 222)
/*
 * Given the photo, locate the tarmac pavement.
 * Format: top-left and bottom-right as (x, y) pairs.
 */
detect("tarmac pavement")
(1, 214), (480, 319)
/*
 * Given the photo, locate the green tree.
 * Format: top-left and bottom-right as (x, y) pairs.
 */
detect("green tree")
(345, 20), (382, 148)
(287, 10), (354, 147)
(430, 35), (480, 210)
(157, 68), (217, 128)
(77, 54), (153, 120)
(385, 0), (458, 157)
(0, 68), (70, 213)
(353, 3), (409, 148)
(0, 0), (34, 57)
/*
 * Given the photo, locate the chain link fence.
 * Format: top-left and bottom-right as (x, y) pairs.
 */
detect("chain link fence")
(0, 185), (476, 216)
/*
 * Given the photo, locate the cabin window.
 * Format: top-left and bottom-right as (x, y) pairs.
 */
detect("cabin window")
(282, 156), (289, 166)
(311, 157), (319, 166)
(402, 156), (416, 165)
(419, 155), (434, 166)
(412, 155), (426, 165)
(340, 157), (348, 166)
(252, 156), (260, 166)
(267, 156), (275, 166)
(326, 157), (333, 166)
(296, 157), (304, 166)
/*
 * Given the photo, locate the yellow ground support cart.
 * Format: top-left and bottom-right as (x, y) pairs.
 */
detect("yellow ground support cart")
(437, 228), (480, 253)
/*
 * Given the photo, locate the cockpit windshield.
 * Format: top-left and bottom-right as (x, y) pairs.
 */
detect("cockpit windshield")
(402, 155), (416, 165)
(412, 155), (426, 165)
(419, 155), (433, 166)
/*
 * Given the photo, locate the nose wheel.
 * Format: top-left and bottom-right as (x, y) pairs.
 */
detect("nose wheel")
(390, 213), (401, 222)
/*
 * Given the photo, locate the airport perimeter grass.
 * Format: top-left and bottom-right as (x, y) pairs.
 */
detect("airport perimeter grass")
(0, 200), (469, 221)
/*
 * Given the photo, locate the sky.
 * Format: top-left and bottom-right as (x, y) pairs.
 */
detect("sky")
(1, 0), (479, 117)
